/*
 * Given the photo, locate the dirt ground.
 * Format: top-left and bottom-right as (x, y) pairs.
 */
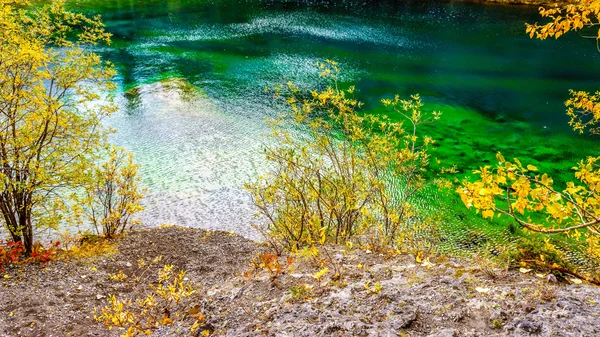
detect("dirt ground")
(0, 226), (260, 337)
(1, 226), (599, 337)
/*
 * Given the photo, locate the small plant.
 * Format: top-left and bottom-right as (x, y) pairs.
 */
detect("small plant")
(109, 270), (128, 282)
(533, 277), (559, 303)
(289, 284), (313, 302)
(539, 284), (557, 302)
(258, 252), (283, 281)
(58, 236), (118, 261)
(0, 241), (24, 272)
(0, 240), (60, 272)
(30, 243), (58, 264)
(472, 254), (509, 280)
(246, 251), (298, 282)
(297, 245), (343, 282)
(312, 267), (328, 288)
(95, 265), (205, 336)
(363, 281), (383, 294)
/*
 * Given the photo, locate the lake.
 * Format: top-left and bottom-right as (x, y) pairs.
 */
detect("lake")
(67, 0), (600, 238)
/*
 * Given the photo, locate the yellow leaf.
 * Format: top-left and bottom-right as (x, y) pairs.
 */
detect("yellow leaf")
(519, 268), (532, 274)
(313, 267), (328, 280)
(3, 274), (9, 279)
(482, 209), (494, 219)
(496, 152), (505, 163)
(8, 312), (14, 317)
(161, 315), (174, 325)
(570, 278), (583, 284)
(415, 251), (423, 263)
(526, 164), (538, 171)
(514, 158), (522, 168)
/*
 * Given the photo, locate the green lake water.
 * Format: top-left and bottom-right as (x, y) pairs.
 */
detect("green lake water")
(68, 0), (600, 239)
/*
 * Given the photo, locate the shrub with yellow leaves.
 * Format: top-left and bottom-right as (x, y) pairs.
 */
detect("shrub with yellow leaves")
(458, 153), (600, 255)
(246, 60), (441, 251)
(458, 153), (600, 282)
(73, 146), (145, 238)
(458, 0), (600, 283)
(95, 265), (207, 336)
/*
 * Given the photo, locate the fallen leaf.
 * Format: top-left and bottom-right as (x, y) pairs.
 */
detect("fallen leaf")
(161, 315), (173, 325)
(189, 305), (201, 315)
(519, 268), (532, 274)
(587, 299), (597, 305)
(8, 312), (13, 317)
(3, 274), (9, 279)
(570, 278), (583, 284)
(535, 273), (546, 278)
(475, 287), (490, 294)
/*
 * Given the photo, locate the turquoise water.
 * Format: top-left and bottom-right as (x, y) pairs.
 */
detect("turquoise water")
(68, 0), (600, 237)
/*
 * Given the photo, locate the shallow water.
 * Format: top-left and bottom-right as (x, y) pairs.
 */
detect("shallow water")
(65, 0), (600, 238)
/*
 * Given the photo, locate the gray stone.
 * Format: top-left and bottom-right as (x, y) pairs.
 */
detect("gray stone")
(426, 328), (459, 337)
(516, 320), (542, 333)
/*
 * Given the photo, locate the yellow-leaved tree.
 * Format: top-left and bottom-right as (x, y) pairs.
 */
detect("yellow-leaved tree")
(0, 0), (137, 254)
(458, 0), (600, 280)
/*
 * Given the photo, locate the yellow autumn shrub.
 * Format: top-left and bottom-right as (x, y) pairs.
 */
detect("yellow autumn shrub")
(73, 146), (145, 238)
(95, 265), (208, 336)
(458, 1), (600, 280)
(246, 60), (441, 250)
(457, 153), (600, 260)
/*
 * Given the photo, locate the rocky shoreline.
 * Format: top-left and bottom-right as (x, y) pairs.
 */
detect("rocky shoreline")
(1, 226), (599, 337)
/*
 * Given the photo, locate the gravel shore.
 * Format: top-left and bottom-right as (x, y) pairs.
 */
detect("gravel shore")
(1, 226), (599, 337)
